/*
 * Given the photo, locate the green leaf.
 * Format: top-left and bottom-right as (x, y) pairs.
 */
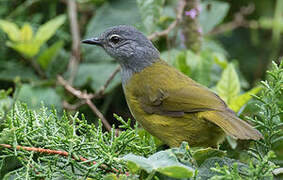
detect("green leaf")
(187, 50), (214, 86)
(37, 40), (64, 69)
(103, 174), (137, 180)
(123, 151), (194, 178)
(45, 48), (69, 78)
(197, 157), (249, 179)
(158, 165), (194, 179)
(137, 0), (164, 34)
(34, 15), (66, 47)
(20, 24), (33, 41)
(212, 52), (228, 69)
(192, 148), (226, 166)
(6, 41), (40, 58)
(0, 89), (13, 119)
(74, 63), (121, 93)
(198, 0), (229, 34)
(0, 157), (22, 180)
(0, 20), (20, 41)
(123, 154), (153, 173)
(229, 86), (262, 112)
(196, 51), (214, 86)
(216, 63), (240, 104)
(185, 50), (201, 71)
(17, 84), (62, 110)
(0, 60), (38, 82)
(160, 49), (182, 65)
(202, 39), (228, 57)
(83, 0), (144, 63)
(174, 51), (190, 76)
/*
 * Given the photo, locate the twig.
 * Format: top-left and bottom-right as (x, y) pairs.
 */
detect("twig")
(67, 0), (81, 84)
(209, 4), (255, 35)
(86, 99), (112, 132)
(62, 100), (86, 110)
(57, 76), (112, 131)
(0, 144), (120, 174)
(57, 76), (93, 99)
(147, 0), (186, 40)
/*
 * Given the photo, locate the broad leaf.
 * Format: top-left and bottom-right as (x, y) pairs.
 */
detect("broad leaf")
(0, 89), (12, 119)
(197, 157), (249, 179)
(123, 154), (153, 173)
(103, 174), (137, 180)
(0, 20), (20, 41)
(0, 60), (38, 82)
(45, 48), (69, 78)
(195, 50), (214, 86)
(202, 39), (228, 57)
(160, 49), (181, 65)
(187, 50), (214, 86)
(17, 84), (62, 110)
(230, 86), (262, 112)
(74, 63), (121, 93)
(123, 151), (194, 178)
(37, 40), (64, 69)
(192, 148), (226, 166)
(20, 24), (33, 41)
(0, 157), (22, 180)
(174, 51), (190, 76)
(198, 0), (229, 34)
(157, 166), (194, 179)
(34, 15), (66, 47)
(2, 16), (65, 58)
(212, 52), (228, 69)
(216, 63), (240, 104)
(6, 41), (40, 58)
(137, 0), (164, 34)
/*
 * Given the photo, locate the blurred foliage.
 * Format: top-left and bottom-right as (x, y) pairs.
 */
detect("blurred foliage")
(0, 0), (282, 179)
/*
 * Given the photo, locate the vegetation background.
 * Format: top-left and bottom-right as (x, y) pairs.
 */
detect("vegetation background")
(0, 0), (282, 179)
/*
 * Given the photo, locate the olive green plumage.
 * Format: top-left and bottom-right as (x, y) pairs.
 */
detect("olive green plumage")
(82, 25), (262, 148)
(124, 60), (261, 147)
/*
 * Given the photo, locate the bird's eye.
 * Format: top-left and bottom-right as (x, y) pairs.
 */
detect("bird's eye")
(110, 35), (121, 44)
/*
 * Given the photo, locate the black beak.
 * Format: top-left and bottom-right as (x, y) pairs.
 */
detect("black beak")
(81, 37), (102, 46)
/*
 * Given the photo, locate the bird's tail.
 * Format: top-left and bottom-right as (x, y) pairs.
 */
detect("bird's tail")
(200, 110), (263, 140)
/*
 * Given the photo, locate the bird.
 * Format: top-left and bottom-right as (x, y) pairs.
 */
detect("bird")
(82, 25), (262, 148)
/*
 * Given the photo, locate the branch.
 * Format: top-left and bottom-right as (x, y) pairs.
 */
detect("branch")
(67, 0), (81, 84)
(147, 0), (186, 40)
(0, 144), (120, 174)
(209, 4), (255, 35)
(62, 100), (86, 110)
(57, 76), (93, 99)
(57, 76), (112, 131)
(86, 99), (112, 132)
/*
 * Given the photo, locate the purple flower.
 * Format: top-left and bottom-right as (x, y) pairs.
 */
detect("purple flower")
(185, 9), (198, 19)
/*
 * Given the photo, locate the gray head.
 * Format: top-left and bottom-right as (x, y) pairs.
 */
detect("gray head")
(82, 25), (160, 82)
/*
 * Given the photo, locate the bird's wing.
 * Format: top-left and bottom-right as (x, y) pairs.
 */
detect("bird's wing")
(138, 84), (262, 140)
(138, 83), (228, 116)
